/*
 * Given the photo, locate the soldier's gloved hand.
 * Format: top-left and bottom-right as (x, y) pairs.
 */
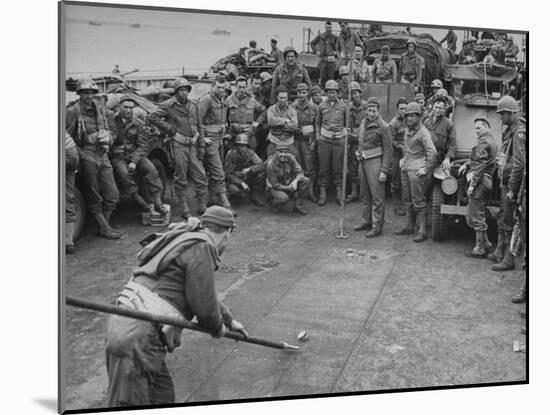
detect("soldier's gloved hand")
(197, 146), (206, 161)
(229, 320), (249, 339)
(379, 172), (387, 182)
(160, 325), (183, 353)
(128, 162), (136, 174)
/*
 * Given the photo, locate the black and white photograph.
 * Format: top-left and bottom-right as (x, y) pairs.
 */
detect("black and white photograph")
(58, 0), (530, 413)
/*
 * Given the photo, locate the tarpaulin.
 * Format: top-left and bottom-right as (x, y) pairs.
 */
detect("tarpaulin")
(442, 64), (519, 83)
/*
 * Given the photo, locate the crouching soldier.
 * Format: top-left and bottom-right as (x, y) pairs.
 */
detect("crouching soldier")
(265, 143), (310, 215)
(109, 95), (168, 217)
(224, 134), (266, 206)
(458, 117), (497, 257)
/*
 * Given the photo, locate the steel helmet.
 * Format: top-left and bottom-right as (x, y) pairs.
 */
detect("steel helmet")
(349, 81), (361, 93)
(76, 78), (99, 94)
(431, 79), (443, 89)
(406, 38), (417, 48)
(339, 65), (350, 76)
(325, 79), (339, 91)
(496, 95), (520, 113)
(435, 88), (448, 96)
(260, 72), (273, 83)
(173, 77), (192, 92)
(404, 102), (422, 115)
(283, 46), (298, 57)
(201, 206), (236, 230)
(235, 133), (250, 146)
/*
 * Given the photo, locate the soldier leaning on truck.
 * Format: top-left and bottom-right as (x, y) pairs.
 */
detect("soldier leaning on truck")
(66, 78), (121, 240)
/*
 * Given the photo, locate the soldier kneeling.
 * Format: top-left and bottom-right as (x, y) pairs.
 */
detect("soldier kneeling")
(265, 143), (310, 215)
(224, 133), (266, 206)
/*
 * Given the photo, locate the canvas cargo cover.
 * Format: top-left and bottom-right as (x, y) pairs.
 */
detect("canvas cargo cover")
(442, 63), (519, 83)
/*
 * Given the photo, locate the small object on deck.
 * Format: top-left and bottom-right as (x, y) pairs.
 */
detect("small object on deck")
(297, 330), (309, 341)
(513, 341), (526, 353)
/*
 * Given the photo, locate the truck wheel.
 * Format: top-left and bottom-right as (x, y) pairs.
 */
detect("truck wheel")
(151, 157), (171, 203)
(431, 182), (445, 241)
(73, 187), (85, 241)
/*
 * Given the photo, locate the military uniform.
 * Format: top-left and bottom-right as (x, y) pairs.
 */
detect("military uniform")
(265, 152), (310, 212)
(266, 103), (299, 157)
(351, 58), (370, 85)
(224, 147), (265, 201)
(291, 99), (319, 184)
(399, 52), (425, 84)
(424, 112), (457, 193)
(356, 115), (392, 232)
(337, 30), (362, 67)
(65, 132), (79, 252)
(271, 63), (312, 102)
(310, 31), (339, 87)
(348, 100), (369, 199)
(389, 114), (407, 209)
(226, 93), (266, 151)
(149, 95), (208, 216)
(372, 57), (398, 83)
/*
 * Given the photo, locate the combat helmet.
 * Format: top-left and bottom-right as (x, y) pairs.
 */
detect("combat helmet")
(76, 78), (99, 94)
(496, 95), (520, 113)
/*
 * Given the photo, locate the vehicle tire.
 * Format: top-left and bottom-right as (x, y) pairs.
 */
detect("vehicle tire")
(73, 187), (85, 241)
(150, 157), (171, 203)
(431, 182), (445, 242)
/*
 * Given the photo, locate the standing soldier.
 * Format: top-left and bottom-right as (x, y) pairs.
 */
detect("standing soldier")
(224, 133), (266, 206)
(267, 86), (299, 157)
(226, 76), (266, 152)
(439, 29), (458, 52)
(424, 96), (457, 191)
(353, 97), (392, 237)
(490, 96), (526, 271)
(399, 38), (425, 86)
(291, 83), (319, 202)
(346, 82), (368, 203)
(310, 22), (339, 88)
(309, 85), (323, 106)
(150, 78), (208, 219)
(316, 80), (348, 206)
(426, 79), (443, 112)
(108, 95), (168, 217)
(458, 117), (498, 257)
(66, 78), (120, 240)
(265, 143), (310, 215)
(394, 102), (436, 242)
(372, 45), (398, 84)
(336, 22), (363, 67)
(388, 97), (409, 216)
(269, 38), (284, 65)
(350, 44), (370, 86)
(65, 131), (79, 254)
(337, 65), (351, 100)
(271, 46), (312, 102)
(199, 74), (235, 214)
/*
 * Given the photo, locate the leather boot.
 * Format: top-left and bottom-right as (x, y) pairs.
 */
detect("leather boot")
(483, 231), (494, 253)
(318, 186), (327, 206)
(94, 212), (121, 240)
(153, 194), (169, 216)
(413, 211), (427, 242)
(465, 231), (487, 258)
(392, 191), (405, 216)
(250, 192), (266, 207)
(365, 224), (382, 238)
(354, 221), (372, 231)
(491, 232), (515, 271)
(335, 187), (343, 206)
(103, 210), (120, 234)
(293, 194), (307, 215)
(196, 193), (208, 215)
(346, 182), (359, 203)
(395, 209), (414, 235)
(307, 182), (318, 203)
(65, 222), (75, 254)
(132, 192), (153, 212)
(219, 192), (238, 217)
(487, 231), (505, 263)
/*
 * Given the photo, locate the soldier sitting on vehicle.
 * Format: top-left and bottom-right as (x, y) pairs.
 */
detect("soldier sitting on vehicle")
(224, 133), (266, 206)
(108, 95), (169, 217)
(265, 143), (310, 215)
(399, 38), (425, 86)
(372, 45), (398, 84)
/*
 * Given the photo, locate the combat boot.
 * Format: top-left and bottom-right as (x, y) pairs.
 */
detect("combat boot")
(491, 232), (515, 271)
(354, 221), (372, 231)
(219, 192), (238, 217)
(335, 187), (343, 206)
(465, 231), (487, 258)
(365, 224), (382, 238)
(153, 195), (169, 216)
(487, 231), (505, 263)
(250, 192), (266, 207)
(482, 231), (494, 253)
(65, 222), (75, 255)
(196, 193), (208, 215)
(293, 195), (307, 215)
(346, 182), (359, 203)
(307, 182), (318, 203)
(318, 186), (327, 206)
(94, 212), (121, 240)
(103, 210), (122, 236)
(394, 209), (414, 235)
(392, 191), (405, 216)
(132, 192), (153, 212)
(413, 211), (427, 243)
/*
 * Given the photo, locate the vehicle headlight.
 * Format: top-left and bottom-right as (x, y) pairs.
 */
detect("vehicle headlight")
(442, 176), (458, 195)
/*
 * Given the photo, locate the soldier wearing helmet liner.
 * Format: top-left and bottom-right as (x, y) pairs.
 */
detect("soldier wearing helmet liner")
(105, 206), (247, 407)
(353, 97), (392, 238)
(310, 22), (339, 88)
(66, 78), (121, 240)
(458, 117), (498, 258)
(265, 143), (310, 215)
(316, 79), (348, 206)
(372, 45), (398, 84)
(271, 46), (312, 102)
(399, 38), (425, 86)
(388, 97), (409, 216)
(108, 95), (168, 217)
(345, 82), (368, 203)
(224, 133), (266, 206)
(394, 102), (437, 243)
(490, 95), (526, 272)
(336, 22), (363, 67)
(291, 83), (319, 202)
(150, 77), (208, 219)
